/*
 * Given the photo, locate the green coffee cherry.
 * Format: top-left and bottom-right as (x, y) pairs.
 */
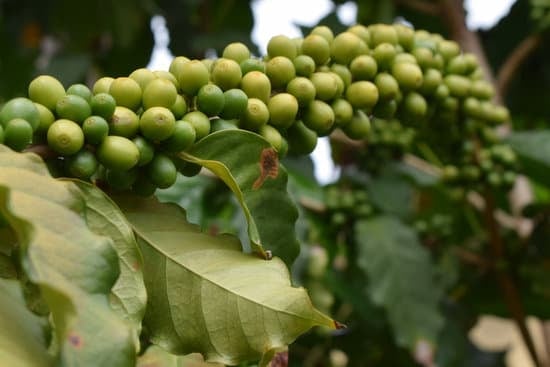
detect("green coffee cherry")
(177, 60), (210, 96)
(346, 81), (379, 110)
(133, 136), (155, 167)
(301, 34), (330, 66)
(56, 94), (91, 124)
(90, 93), (116, 120)
(241, 98), (270, 130)
(169, 56), (191, 79)
(0, 97), (40, 131)
(147, 154), (177, 189)
(139, 107), (176, 142)
(171, 94), (188, 119)
(220, 89), (248, 120)
(267, 93), (299, 129)
(183, 111), (210, 140)
(293, 55), (316, 77)
(286, 77), (316, 107)
(342, 110), (370, 140)
(310, 72), (339, 101)
(268, 35), (297, 59)
(163, 119), (196, 152)
(240, 58), (266, 75)
(82, 116), (109, 144)
(303, 100), (335, 135)
(311, 25), (334, 43)
(259, 124), (283, 151)
(196, 83), (225, 117)
(392, 62), (423, 90)
(67, 83), (92, 103)
(265, 56), (296, 89)
(142, 78), (178, 109)
(110, 106), (140, 138)
(34, 102), (55, 135)
(331, 98), (354, 127)
(211, 58), (242, 91)
(4, 118), (33, 151)
(65, 150), (98, 179)
(287, 120), (318, 155)
(241, 71), (271, 103)
(92, 77), (114, 95)
(154, 70), (180, 89)
(47, 119), (84, 155)
(222, 42), (250, 63)
(374, 72), (399, 100)
(372, 43), (396, 70)
(109, 77), (142, 111)
(129, 68), (157, 91)
(96, 135), (140, 171)
(349, 55), (377, 81)
(330, 31), (364, 65)
(347, 24), (371, 45)
(28, 75), (66, 111)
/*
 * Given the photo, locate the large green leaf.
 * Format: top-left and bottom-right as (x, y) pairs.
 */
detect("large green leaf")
(115, 195), (335, 367)
(355, 216), (443, 354)
(180, 129), (300, 266)
(71, 181), (147, 333)
(505, 130), (550, 186)
(0, 146), (136, 366)
(0, 278), (53, 367)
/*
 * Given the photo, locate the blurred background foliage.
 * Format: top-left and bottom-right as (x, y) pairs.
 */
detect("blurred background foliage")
(2, 0), (550, 366)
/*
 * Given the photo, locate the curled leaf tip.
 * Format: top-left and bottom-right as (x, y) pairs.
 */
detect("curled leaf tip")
(334, 321), (347, 330)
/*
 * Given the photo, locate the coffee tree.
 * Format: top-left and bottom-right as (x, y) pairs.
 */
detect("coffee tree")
(2, 1), (550, 367)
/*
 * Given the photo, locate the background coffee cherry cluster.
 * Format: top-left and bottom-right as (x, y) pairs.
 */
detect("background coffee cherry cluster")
(0, 23), (512, 193)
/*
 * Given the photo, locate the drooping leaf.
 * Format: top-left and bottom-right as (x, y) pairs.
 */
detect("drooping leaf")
(355, 215), (443, 354)
(71, 181), (147, 334)
(137, 346), (224, 367)
(0, 146), (136, 366)
(180, 129), (300, 266)
(0, 278), (53, 367)
(505, 130), (550, 186)
(115, 195), (335, 367)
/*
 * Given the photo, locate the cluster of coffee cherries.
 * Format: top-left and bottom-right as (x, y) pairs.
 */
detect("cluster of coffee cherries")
(0, 22), (510, 194)
(441, 141), (518, 191)
(325, 184), (374, 230)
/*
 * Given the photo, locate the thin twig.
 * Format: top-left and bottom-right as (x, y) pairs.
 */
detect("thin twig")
(483, 190), (541, 367)
(497, 34), (542, 100)
(453, 246), (491, 270)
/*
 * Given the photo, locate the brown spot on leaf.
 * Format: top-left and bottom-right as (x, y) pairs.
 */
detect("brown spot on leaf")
(253, 148), (279, 190)
(133, 261), (140, 271)
(68, 332), (83, 348)
(269, 351), (288, 367)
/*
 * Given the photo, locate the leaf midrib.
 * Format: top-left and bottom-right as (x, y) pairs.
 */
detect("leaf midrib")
(132, 226), (316, 323)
